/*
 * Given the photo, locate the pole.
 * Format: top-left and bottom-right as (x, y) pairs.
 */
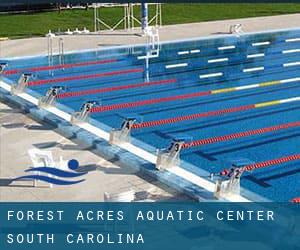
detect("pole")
(141, 3), (148, 32)
(94, 5), (97, 32)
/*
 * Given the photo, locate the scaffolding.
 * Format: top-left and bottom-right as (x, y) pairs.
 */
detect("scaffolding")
(93, 3), (162, 32)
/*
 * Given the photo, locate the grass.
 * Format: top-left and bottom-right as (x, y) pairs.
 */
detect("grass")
(0, 4), (299, 39)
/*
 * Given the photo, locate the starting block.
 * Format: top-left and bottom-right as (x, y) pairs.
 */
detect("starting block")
(214, 158), (254, 199)
(71, 101), (99, 124)
(214, 170), (242, 199)
(109, 114), (143, 145)
(11, 73), (32, 95)
(156, 134), (192, 170)
(38, 86), (65, 108)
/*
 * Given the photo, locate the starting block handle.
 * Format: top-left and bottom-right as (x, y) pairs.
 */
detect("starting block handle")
(38, 86), (64, 108)
(109, 117), (138, 145)
(11, 73), (32, 95)
(0, 62), (8, 74)
(71, 100), (99, 124)
(156, 139), (185, 170)
(121, 117), (136, 130)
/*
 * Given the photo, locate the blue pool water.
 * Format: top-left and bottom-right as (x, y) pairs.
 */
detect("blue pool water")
(2, 28), (300, 201)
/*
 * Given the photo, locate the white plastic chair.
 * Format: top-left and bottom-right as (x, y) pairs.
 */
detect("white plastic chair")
(45, 30), (55, 38)
(73, 28), (82, 34)
(82, 27), (90, 34)
(65, 29), (73, 35)
(28, 148), (56, 188)
(229, 24), (243, 35)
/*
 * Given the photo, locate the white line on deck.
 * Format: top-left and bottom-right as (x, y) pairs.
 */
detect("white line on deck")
(218, 45), (235, 50)
(45, 106), (72, 122)
(243, 67), (264, 73)
(283, 61), (300, 67)
(252, 41), (270, 46)
(169, 167), (250, 202)
(208, 58), (228, 63)
(0, 80), (12, 92)
(166, 63), (188, 69)
(199, 72), (223, 78)
(247, 53), (265, 58)
(285, 38), (300, 43)
(282, 49), (300, 54)
(169, 167), (215, 192)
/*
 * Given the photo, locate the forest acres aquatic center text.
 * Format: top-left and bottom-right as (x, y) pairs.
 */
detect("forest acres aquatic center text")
(5, 210), (275, 244)
(7, 209), (275, 222)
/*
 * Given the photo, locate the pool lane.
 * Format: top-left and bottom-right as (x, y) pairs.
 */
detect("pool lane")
(18, 41), (300, 91)
(143, 102), (300, 201)
(5, 29), (300, 89)
(5, 28), (300, 73)
(87, 68), (300, 128)
(49, 52), (300, 113)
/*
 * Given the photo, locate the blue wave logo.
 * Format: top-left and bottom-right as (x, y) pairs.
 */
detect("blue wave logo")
(13, 159), (86, 185)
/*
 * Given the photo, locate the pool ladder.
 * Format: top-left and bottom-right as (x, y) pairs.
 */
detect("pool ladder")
(58, 38), (65, 69)
(145, 26), (160, 56)
(144, 27), (160, 82)
(47, 36), (65, 75)
(47, 36), (53, 75)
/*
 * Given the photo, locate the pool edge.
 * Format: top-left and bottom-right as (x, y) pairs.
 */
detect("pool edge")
(0, 84), (220, 202)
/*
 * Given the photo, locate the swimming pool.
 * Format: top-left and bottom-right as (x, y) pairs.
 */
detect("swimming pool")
(1, 28), (300, 202)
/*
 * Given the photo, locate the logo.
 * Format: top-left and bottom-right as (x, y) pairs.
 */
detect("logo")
(13, 159), (87, 185)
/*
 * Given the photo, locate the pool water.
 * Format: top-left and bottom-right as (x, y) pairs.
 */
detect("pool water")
(2, 28), (300, 201)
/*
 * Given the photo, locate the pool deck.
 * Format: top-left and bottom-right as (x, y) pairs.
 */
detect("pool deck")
(0, 14), (299, 202)
(0, 101), (191, 201)
(1, 14), (299, 58)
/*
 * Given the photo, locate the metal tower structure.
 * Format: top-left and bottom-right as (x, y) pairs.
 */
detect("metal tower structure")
(93, 3), (162, 32)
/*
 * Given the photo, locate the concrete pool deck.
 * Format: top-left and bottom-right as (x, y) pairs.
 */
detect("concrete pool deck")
(0, 14), (299, 201)
(0, 13), (299, 58)
(0, 101), (191, 201)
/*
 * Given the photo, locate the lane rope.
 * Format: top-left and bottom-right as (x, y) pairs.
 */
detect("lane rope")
(242, 154), (300, 172)
(28, 68), (143, 86)
(291, 197), (300, 203)
(57, 78), (177, 98)
(131, 96), (300, 129)
(219, 154), (300, 179)
(91, 90), (212, 112)
(3, 59), (118, 75)
(90, 77), (300, 113)
(182, 121), (300, 148)
(133, 105), (254, 129)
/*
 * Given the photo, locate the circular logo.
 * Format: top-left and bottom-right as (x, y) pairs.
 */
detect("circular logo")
(68, 159), (79, 170)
